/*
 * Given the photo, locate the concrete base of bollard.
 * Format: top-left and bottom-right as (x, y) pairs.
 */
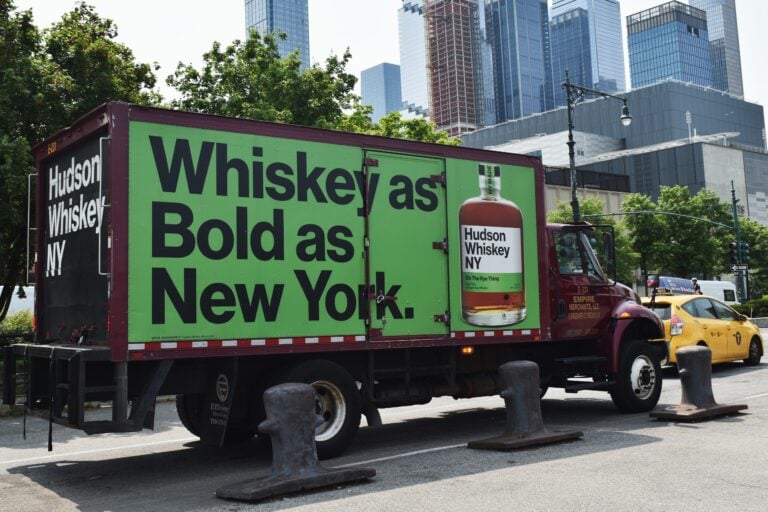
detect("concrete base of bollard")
(650, 402), (747, 421)
(216, 467), (376, 502)
(468, 429), (583, 451)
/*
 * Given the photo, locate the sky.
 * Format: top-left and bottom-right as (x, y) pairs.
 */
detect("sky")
(12, 0), (768, 123)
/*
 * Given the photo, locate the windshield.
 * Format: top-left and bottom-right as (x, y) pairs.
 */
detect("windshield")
(579, 231), (606, 281)
(553, 229), (607, 281)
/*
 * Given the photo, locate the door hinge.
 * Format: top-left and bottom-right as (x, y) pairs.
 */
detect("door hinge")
(432, 238), (448, 253)
(434, 312), (450, 324)
(364, 158), (379, 167)
(430, 172), (446, 186)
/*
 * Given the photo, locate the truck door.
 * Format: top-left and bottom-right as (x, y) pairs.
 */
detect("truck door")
(550, 228), (614, 339)
(363, 151), (449, 339)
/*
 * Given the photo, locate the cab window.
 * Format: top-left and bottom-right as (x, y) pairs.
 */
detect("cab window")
(683, 298), (717, 319)
(711, 300), (738, 321)
(554, 231), (584, 275)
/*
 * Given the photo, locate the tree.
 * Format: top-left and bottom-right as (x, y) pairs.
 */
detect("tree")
(0, 1), (161, 321)
(736, 217), (768, 299)
(168, 31), (357, 128)
(168, 32), (457, 144)
(547, 198), (639, 285)
(655, 186), (731, 278)
(621, 193), (665, 283)
(337, 104), (460, 145)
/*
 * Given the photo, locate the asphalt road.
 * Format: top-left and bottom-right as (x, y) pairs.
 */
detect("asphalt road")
(1, 359), (767, 512)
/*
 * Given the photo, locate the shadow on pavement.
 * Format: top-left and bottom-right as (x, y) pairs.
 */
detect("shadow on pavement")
(6, 397), (665, 512)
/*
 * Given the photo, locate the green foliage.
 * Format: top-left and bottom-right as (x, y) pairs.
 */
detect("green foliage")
(0, 1), (161, 321)
(337, 104), (460, 145)
(0, 310), (33, 344)
(736, 217), (768, 300)
(732, 297), (768, 318)
(620, 186), (732, 280)
(546, 198), (639, 285)
(168, 31), (356, 128)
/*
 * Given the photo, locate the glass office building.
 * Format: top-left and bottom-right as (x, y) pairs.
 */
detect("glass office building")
(398, 1), (430, 116)
(361, 63), (403, 123)
(690, 0), (743, 96)
(485, 0), (553, 122)
(627, 1), (713, 89)
(550, 0), (625, 103)
(550, 8), (592, 107)
(244, 0), (310, 70)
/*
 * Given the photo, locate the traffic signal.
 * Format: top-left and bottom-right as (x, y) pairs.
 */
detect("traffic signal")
(728, 242), (737, 264)
(740, 241), (751, 264)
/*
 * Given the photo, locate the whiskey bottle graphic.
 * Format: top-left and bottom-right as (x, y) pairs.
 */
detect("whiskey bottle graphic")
(459, 164), (525, 326)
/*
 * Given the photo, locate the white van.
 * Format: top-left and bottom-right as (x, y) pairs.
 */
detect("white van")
(697, 280), (739, 305)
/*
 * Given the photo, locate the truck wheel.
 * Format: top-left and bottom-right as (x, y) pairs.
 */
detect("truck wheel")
(744, 338), (763, 366)
(281, 360), (362, 460)
(610, 339), (662, 413)
(176, 393), (254, 443)
(176, 393), (203, 436)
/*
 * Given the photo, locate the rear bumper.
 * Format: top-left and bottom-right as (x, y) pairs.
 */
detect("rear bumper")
(3, 343), (170, 435)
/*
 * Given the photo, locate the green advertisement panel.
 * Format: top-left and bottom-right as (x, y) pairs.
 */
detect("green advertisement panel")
(128, 122), (371, 342)
(127, 121), (540, 343)
(446, 159), (540, 331)
(365, 151), (448, 338)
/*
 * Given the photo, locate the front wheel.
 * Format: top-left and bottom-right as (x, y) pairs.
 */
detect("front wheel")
(610, 340), (663, 413)
(744, 338), (763, 366)
(281, 360), (362, 459)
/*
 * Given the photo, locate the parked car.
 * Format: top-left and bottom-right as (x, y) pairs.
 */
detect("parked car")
(642, 293), (763, 366)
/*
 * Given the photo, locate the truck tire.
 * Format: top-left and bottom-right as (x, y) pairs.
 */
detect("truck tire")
(176, 393), (254, 443)
(744, 337), (763, 366)
(176, 393), (203, 436)
(281, 360), (362, 460)
(610, 339), (662, 413)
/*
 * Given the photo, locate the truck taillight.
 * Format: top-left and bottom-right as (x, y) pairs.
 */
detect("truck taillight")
(670, 315), (683, 336)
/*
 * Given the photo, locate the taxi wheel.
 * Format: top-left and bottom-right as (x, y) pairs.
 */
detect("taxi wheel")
(610, 339), (662, 413)
(744, 338), (763, 366)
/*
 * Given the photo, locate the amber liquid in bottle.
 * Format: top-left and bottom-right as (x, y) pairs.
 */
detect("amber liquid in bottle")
(459, 164), (525, 326)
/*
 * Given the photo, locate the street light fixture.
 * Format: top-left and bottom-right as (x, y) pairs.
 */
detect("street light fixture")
(563, 71), (631, 222)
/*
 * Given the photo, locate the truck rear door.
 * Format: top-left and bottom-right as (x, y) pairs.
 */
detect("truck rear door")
(363, 151), (448, 339)
(39, 135), (110, 344)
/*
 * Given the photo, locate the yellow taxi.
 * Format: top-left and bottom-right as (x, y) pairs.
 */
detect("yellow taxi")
(642, 293), (764, 366)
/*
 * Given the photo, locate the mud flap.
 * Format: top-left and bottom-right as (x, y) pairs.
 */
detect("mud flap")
(200, 358), (239, 447)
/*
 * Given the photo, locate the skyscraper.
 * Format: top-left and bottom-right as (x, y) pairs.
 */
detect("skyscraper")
(244, 0), (310, 70)
(485, 0), (553, 122)
(550, 0), (625, 105)
(398, 1), (430, 117)
(550, 8), (592, 107)
(627, 1), (713, 89)
(425, 0), (485, 135)
(361, 63), (403, 123)
(690, 0), (743, 96)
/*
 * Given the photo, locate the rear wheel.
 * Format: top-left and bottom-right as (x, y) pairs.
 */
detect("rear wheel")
(176, 393), (254, 443)
(744, 338), (763, 366)
(610, 339), (662, 413)
(176, 393), (203, 436)
(280, 360), (362, 460)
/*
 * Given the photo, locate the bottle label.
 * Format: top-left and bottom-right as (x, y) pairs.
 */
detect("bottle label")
(460, 225), (522, 292)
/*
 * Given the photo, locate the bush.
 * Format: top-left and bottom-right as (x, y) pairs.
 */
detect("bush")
(0, 311), (33, 347)
(733, 297), (768, 318)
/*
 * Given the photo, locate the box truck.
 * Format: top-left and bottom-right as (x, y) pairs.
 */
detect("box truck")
(3, 103), (665, 458)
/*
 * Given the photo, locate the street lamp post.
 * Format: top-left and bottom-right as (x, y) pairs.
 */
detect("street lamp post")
(563, 71), (631, 222)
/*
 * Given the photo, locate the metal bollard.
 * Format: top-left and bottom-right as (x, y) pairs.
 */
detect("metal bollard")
(651, 345), (747, 421)
(468, 361), (582, 451)
(217, 383), (375, 501)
